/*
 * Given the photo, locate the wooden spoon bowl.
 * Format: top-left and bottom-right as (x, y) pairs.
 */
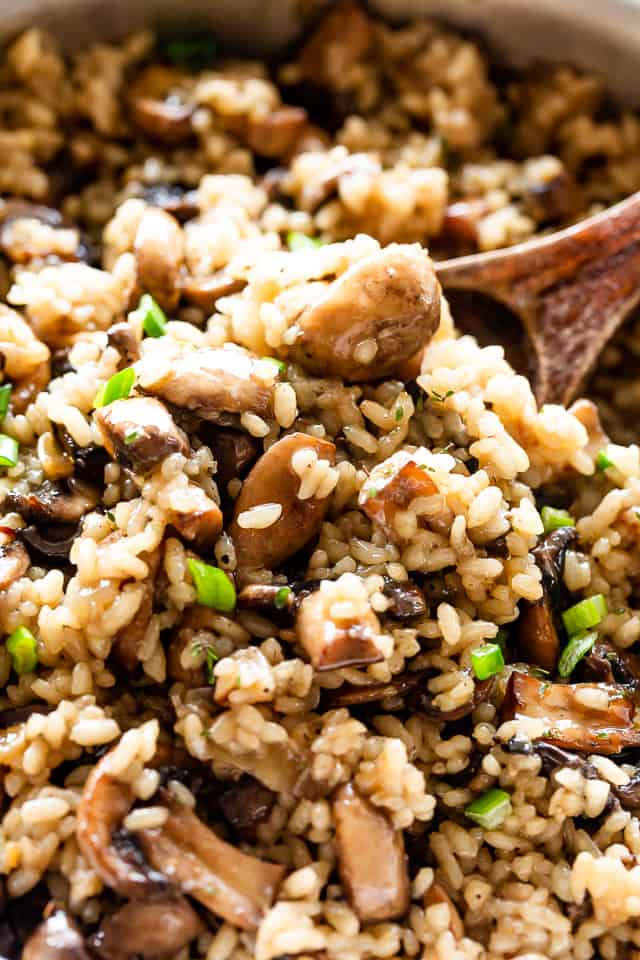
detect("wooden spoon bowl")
(435, 191), (640, 406)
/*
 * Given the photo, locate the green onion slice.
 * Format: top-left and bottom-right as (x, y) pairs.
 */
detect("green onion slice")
(94, 367), (135, 408)
(6, 625), (38, 674)
(187, 559), (236, 612)
(471, 642), (505, 680)
(540, 505), (575, 533)
(557, 630), (597, 678)
(0, 434), (19, 468)
(0, 384), (12, 421)
(262, 357), (287, 374)
(139, 293), (168, 338)
(465, 788), (512, 830)
(286, 231), (323, 252)
(596, 450), (615, 471)
(562, 594), (608, 636)
(274, 586), (291, 610)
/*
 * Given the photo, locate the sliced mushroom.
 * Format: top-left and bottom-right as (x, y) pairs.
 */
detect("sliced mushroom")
(333, 782), (409, 922)
(295, 152), (381, 215)
(518, 527), (576, 671)
(440, 198), (489, 251)
(359, 453), (437, 541)
(90, 896), (203, 960)
(137, 346), (276, 422)
(182, 272), (246, 312)
(141, 183), (200, 222)
(522, 169), (580, 224)
(129, 66), (194, 144)
(76, 745), (168, 898)
(5, 478), (99, 525)
(204, 428), (258, 493)
(230, 433), (335, 571)
(285, 245), (441, 382)
(0, 201), (83, 265)
(133, 207), (184, 313)
(581, 641), (640, 692)
(107, 321), (140, 366)
(295, 587), (384, 671)
(138, 799), (285, 931)
(502, 670), (640, 755)
(169, 487), (223, 546)
(22, 910), (90, 960)
(55, 428), (109, 486)
(0, 539), (29, 590)
(95, 397), (189, 473)
(19, 524), (77, 564)
(381, 579), (427, 620)
(227, 106), (309, 159)
(296, 1), (373, 92)
(218, 776), (276, 841)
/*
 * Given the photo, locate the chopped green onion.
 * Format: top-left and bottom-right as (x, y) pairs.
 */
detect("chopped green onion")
(394, 406), (404, 421)
(367, 487), (378, 498)
(562, 594), (608, 636)
(161, 33), (218, 71)
(596, 450), (615, 471)
(0, 384), (12, 421)
(6, 626), (38, 675)
(274, 586), (291, 610)
(471, 642), (505, 680)
(541, 505), (575, 533)
(139, 293), (168, 338)
(557, 630), (597, 678)
(205, 646), (218, 684)
(465, 788), (512, 830)
(124, 431), (140, 445)
(262, 357), (287, 374)
(286, 231), (323, 252)
(94, 367), (135, 408)
(187, 559), (236, 612)
(0, 434), (19, 468)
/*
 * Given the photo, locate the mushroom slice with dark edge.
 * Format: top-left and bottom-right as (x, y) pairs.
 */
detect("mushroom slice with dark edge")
(230, 433), (336, 572)
(76, 743), (168, 898)
(182, 272), (246, 312)
(326, 669), (495, 719)
(168, 487), (223, 546)
(133, 207), (184, 313)
(0, 539), (29, 590)
(19, 525), (78, 565)
(225, 106), (309, 159)
(359, 452), (438, 541)
(284, 245), (441, 382)
(517, 526), (576, 671)
(502, 670), (640, 755)
(141, 183), (200, 222)
(129, 66), (194, 144)
(5, 478), (99, 525)
(89, 896), (203, 960)
(333, 782), (409, 922)
(296, 0), (373, 92)
(107, 322), (140, 366)
(218, 776), (276, 841)
(137, 798), (285, 931)
(94, 397), (189, 473)
(137, 346), (277, 422)
(295, 586), (384, 671)
(22, 910), (90, 960)
(203, 427), (258, 493)
(580, 641), (640, 692)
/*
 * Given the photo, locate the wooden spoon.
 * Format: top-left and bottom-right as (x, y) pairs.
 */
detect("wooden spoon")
(435, 191), (640, 405)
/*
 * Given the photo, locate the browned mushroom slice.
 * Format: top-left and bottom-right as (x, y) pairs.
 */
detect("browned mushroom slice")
(0, 201), (83, 265)
(141, 184), (200, 222)
(133, 207), (184, 313)
(440, 198), (489, 250)
(296, 1), (373, 91)
(23, 910), (90, 960)
(5, 478), (99, 525)
(129, 66), (194, 144)
(204, 428), (258, 493)
(182, 272), (246, 312)
(328, 670), (495, 720)
(295, 588), (383, 671)
(137, 346), (276, 422)
(218, 776), (276, 841)
(230, 433), (335, 571)
(518, 526), (576, 671)
(90, 896), (203, 960)
(333, 783), (409, 922)
(107, 322), (140, 366)
(0, 539), (29, 590)
(286, 245), (441, 382)
(359, 455), (437, 541)
(424, 883), (464, 940)
(169, 488), (223, 546)
(226, 106), (309, 159)
(95, 397), (189, 473)
(138, 800), (285, 931)
(502, 670), (640, 755)
(382, 579), (427, 619)
(76, 746), (168, 898)
(522, 169), (580, 224)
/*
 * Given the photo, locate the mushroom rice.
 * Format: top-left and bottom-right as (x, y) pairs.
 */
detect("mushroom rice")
(0, 3), (640, 959)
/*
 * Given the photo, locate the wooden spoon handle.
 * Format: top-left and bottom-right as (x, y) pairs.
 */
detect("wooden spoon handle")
(436, 191), (640, 404)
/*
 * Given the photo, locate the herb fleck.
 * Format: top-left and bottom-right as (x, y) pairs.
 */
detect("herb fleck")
(274, 586), (291, 609)
(394, 406), (404, 422)
(124, 430), (140, 445)
(429, 389), (454, 404)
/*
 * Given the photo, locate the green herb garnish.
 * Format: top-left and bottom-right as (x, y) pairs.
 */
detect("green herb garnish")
(286, 231), (323, 252)
(471, 642), (505, 680)
(562, 594), (608, 637)
(139, 293), (168, 338)
(0, 435), (18, 468)
(6, 625), (38, 675)
(596, 450), (615, 471)
(540, 505), (575, 533)
(0, 384), (12, 422)
(274, 586), (291, 610)
(187, 558), (236, 612)
(124, 431), (141, 445)
(557, 630), (597, 678)
(94, 367), (135, 408)
(465, 788), (511, 830)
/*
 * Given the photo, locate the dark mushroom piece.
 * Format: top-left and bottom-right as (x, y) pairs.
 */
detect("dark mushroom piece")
(133, 207), (184, 313)
(141, 183), (200, 222)
(502, 670), (640, 755)
(295, 1), (373, 94)
(94, 397), (189, 473)
(129, 66), (195, 145)
(182, 272), (246, 313)
(203, 427), (258, 494)
(283, 245), (441, 382)
(225, 106), (309, 159)
(137, 346), (277, 423)
(55, 428), (108, 486)
(333, 782), (409, 922)
(359, 455), (438, 542)
(18, 525), (78, 565)
(22, 910), (90, 960)
(5, 478), (99, 526)
(580, 641), (640, 692)
(0, 539), (29, 590)
(295, 588), (384, 671)
(218, 775), (276, 841)
(138, 798), (285, 931)
(89, 896), (203, 960)
(0, 201), (85, 265)
(522, 169), (581, 224)
(107, 322), (140, 366)
(518, 526), (576, 672)
(230, 433), (336, 572)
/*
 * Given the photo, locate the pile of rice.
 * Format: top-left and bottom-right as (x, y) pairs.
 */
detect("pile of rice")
(0, 3), (639, 958)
